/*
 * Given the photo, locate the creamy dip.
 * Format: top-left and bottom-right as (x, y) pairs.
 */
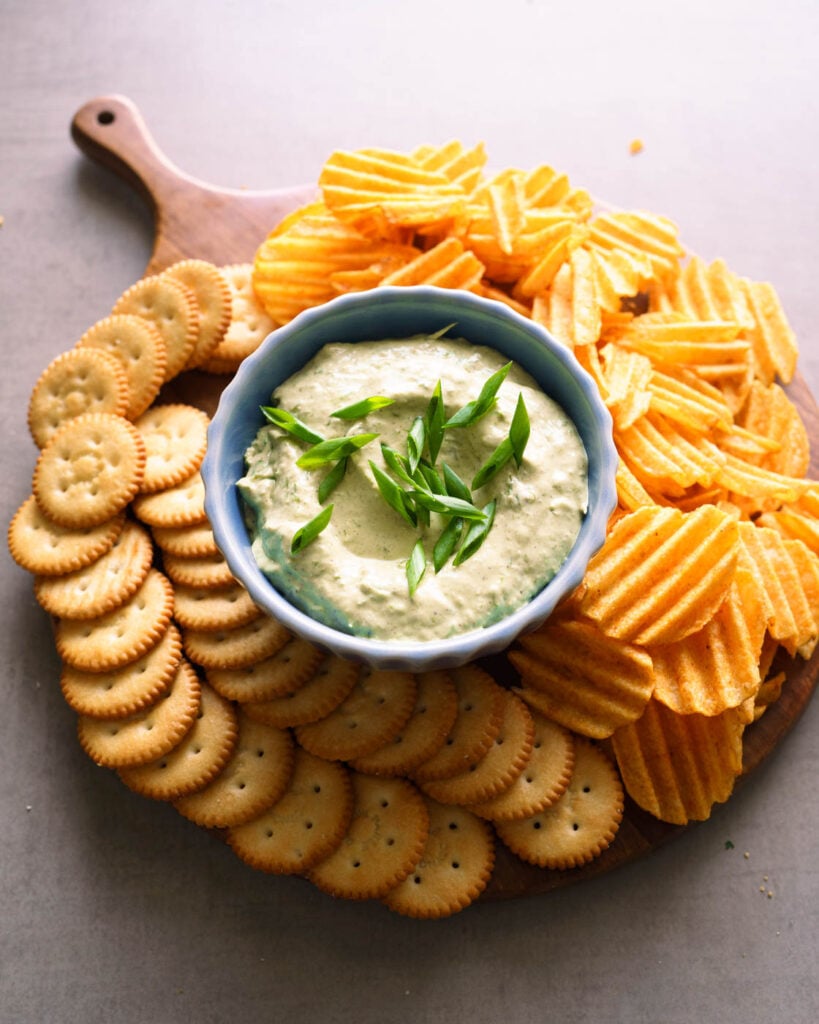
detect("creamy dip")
(238, 335), (588, 642)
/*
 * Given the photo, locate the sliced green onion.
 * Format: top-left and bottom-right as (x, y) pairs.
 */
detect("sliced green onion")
(296, 433), (378, 470)
(261, 406), (324, 445)
(370, 462), (417, 527)
(330, 396), (395, 420)
(441, 462), (472, 503)
(317, 456), (348, 504)
(408, 490), (487, 521)
(471, 436), (514, 490)
(510, 392), (531, 467)
(433, 517), (463, 573)
(444, 362), (511, 429)
(453, 499), (496, 566)
(291, 505), (333, 554)
(423, 380), (445, 463)
(407, 416), (426, 474)
(406, 538), (426, 597)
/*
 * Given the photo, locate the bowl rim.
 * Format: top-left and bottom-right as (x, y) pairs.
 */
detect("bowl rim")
(202, 285), (617, 670)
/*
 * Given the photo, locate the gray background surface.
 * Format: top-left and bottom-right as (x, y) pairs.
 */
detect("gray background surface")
(2, 2), (817, 1022)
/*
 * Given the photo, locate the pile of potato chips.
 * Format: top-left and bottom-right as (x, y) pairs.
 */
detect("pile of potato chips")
(251, 142), (818, 828)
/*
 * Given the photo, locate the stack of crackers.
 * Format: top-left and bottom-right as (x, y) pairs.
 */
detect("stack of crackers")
(8, 141), (819, 919)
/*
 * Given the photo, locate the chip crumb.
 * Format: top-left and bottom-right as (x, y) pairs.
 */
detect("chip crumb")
(767, 890), (774, 899)
(763, 874), (769, 881)
(629, 138), (644, 156)
(759, 885), (766, 892)
(744, 851), (750, 859)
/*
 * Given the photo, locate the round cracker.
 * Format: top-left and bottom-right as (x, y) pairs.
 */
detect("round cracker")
(382, 799), (495, 919)
(199, 263), (275, 374)
(8, 495), (125, 576)
(151, 521), (218, 558)
(27, 347), (130, 449)
(173, 581), (261, 633)
(77, 314), (167, 420)
(33, 413), (146, 529)
(295, 668), (418, 762)
(118, 682), (239, 800)
(34, 518), (154, 620)
(173, 714), (295, 828)
(242, 653), (358, 728)
(112, 274), (199, 382)
(60, 622), (183, 719)
(412, 665), (506, 783)
(308, 773), (430, 901)
(206, 635), (321, 704)
(350, 670), (459, 777)
(469, 713), (576, 822)
(418, 691), (535, 806)
(131, 469), (207, 528)
(55, 568), (175, 673)
(77, 657), (201, 768)
(162, 259), (232, 370)
(161, 550), (236, 589)
(134, 403), (209, 494)
(181, 615), (292, 670)
(227, 747), (354, 876)
(495, 739), (624, 870)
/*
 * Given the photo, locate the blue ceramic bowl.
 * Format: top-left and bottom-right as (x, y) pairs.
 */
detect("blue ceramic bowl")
(202, 286), (617, 671)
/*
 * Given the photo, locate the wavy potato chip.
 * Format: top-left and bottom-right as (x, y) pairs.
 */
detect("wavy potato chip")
(579, 504), (739, 646)
(508, 618), (654, 739)
(611, 697), (750, 825)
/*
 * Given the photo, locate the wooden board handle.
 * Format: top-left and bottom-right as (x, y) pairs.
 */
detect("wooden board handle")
(70, 95), (317, 273)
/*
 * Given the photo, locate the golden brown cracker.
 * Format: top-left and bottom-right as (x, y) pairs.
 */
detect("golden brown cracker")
(412, 664), (506, 783)
(227, 747), (354, 875)
(27, 347), (130, 449)
(418, 691), (535, 806)
(112, 274), (199, 382)
(33, 412), (146, 529)
(199, 263), (275, 374)
(242, 652), (358, 728)
(173, 714), (295, 828)
(8, 495), (125, 576)
(182, 615), (292, 670)
(162, 259), (233, 369)
(77, 657), (201, 768)
(134, 403), (209, 494)
(131, 469), (207, 528)
(308, 773), (429, 901)
(55, 568), (175, 673)
(495, 739), (624, 869)
(173, 581), (261, 633)
(118, 682), (239, 800)
(382, 798), (495, 918)
(77, 314), (167, 420)
(161, 550), (237, 589)
(150, 520), (219, 558)
(350, 670), (459, 777)
(205, 635), (321, 704)
(60, 622), (183, 718)
(469, 713), (576, 823)
(34, 518), (154, 620)
(295, 668), (417, 762)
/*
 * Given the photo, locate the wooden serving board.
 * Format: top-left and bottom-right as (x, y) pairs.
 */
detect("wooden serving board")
(70, 94), (819, 900)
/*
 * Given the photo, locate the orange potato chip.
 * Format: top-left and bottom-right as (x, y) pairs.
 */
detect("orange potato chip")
(378, 236), (484, 290)
(738, 523), (818, 657)
(579, 504), (739, 646)
(735, 380), (810, 478)
(611, 697), (750, 825)
(739, 278), (798, 385)
(600, 344), (653, 430)
(508, 618), (654, 739)
(650, 566), (767, 716)
(587, 211), (684, 282)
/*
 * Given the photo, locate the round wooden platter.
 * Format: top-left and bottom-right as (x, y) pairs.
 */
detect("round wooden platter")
(70, 95), (819, 900)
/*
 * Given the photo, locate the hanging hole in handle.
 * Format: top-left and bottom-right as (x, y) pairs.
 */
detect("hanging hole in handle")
(97, 110), (115, 126)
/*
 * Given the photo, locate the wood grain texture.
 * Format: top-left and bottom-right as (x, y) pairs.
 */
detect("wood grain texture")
(70, 95), (819, 900)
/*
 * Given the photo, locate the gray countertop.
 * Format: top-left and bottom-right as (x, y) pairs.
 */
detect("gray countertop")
(2, 2), (817, 1022)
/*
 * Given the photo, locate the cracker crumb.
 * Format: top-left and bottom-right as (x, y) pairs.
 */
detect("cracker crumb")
(759, 885), (766, 892)
(763, 875), (769, 881)
(767, 891), (774, 899)
(744, 851), (750, 859)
